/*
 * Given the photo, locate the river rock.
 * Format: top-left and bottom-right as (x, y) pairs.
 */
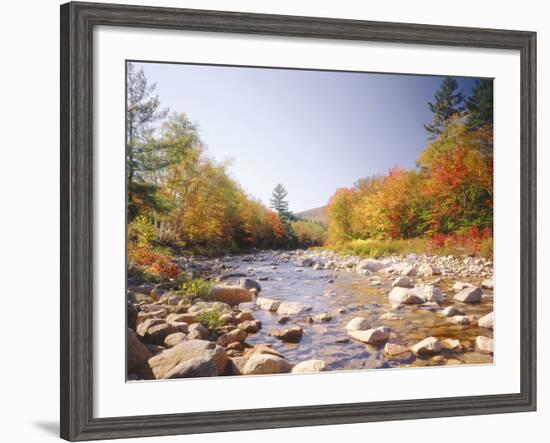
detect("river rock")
(163, 356), (219, 378)
(217, 328), (247, 347)
(247, 344), (285, 359)
(418, 263), (440, 277)
(361, 259), (388, 272)
(411, 337), (442, 356)
(277, 315), (290, 324)
(163, 332), (186, 348)
(187, 323), (209, 340)
(441, 338), (463, 353)
(400, 264), (417, 276)
(379, 312), (403, 321)
(481, 279), (494, 289)
(148, 339), (228, 379)
(127, 328), (152, 374)
(412, 285), (444, 303)
(167, 313), (196, 324)
(452, 281), (474, 292)
(239, 278), (262, 292)
(389, 287), (425, 305)
(187, 301), (232, 315)
(277, 301), (312, 316)
(238, 320), (262, 333)
(451, 315), (470, 325)
(384, 343), (409, 357)
(137, 308), (168, 323)
(476, 336), (494, 354)
(127, 301), (138, 331)
(454, 286), (482, 303)
(348, 326), (390, 345)
(235, 310), (254, 323)
(136, 319), (178, 345)
(242, 354), (293, 375)
(392, 276), (413, 288)
(478, 312), (494, 329)
(211, 286), (252, 306)
(291, 359), (331, 373)
(313, 312), (332, 322)
(345, 317), (370, 331)
(256, 297), (281, 311)
(270, 326), (303, 342)
(441, 306), (462, 317)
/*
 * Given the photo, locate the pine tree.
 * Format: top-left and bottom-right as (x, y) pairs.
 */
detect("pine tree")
(466, 79), (493, 129)
(269, 184), (291, 221)
(424, 77), (465, 139)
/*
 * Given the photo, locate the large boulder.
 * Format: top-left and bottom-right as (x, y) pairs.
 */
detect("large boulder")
(383, 343), (410, 357)
(187, 301), (232, 315)
(148, 340), (228, 379)
(127, 301), (138, 331)
(476, 336), (494, 354)
(163, 357), (219, 379)
(478, 312), (494, 329)
(411, 337), (441, 356)
(345, 317), (370, 331)
(348, 326), (390, 345)
(256, 297), (281, 311)
(454, 286), (482, 303)
(388, 287), (425, 305)
(291, 359), (330, 373)
(136, 319), (178, 345)
(242, 354), (293, 375)
(277, 302), (312, 316)
(412, 285), (444, 304)
(452, 282), (474, 292)
(127, 328), (152, 375)
(211, 286), (252, 306)
(187, 323), (209, 340)
(270, 326), (303, 342)
(246, 344), (285, 359)
(417, 263), (439, 277)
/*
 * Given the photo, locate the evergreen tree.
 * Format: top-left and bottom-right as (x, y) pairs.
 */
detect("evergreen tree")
(269, 184), (291, 221)
(466, 79), (493, 129)
(126, 63), (169, 219)
(424, 77), (465, 139)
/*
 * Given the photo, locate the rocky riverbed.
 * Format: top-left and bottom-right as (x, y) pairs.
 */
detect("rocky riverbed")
(127, 249), (494, 380)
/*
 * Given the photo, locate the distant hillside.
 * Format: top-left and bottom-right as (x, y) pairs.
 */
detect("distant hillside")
(295, 206), (328, 224)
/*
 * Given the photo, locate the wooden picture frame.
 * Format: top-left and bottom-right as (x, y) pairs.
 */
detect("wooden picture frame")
(60, 1), (536, 440)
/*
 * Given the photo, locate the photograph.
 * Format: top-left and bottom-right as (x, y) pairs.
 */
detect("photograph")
(126, 60), (495, 381)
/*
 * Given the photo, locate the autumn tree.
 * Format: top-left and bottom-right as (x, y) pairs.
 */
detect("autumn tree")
(424, 77), (464, 139)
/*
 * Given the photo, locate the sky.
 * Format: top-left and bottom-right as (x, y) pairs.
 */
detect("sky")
(134, 61), (478, 213)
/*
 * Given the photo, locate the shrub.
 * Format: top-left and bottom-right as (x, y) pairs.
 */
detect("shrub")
(196, 309), (226, 332)
(128, 245), (180, 281)
(180, 278), (213, 304)
(128, 215), (157, 248)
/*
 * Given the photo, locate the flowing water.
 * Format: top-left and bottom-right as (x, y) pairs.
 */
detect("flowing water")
(215, 252), (494, 370)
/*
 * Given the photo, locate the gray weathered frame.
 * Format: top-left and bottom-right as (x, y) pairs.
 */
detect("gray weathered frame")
(60, 1), (537, 441)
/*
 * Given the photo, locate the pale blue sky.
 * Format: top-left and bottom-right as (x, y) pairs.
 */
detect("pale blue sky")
(133, 61), (477, 213)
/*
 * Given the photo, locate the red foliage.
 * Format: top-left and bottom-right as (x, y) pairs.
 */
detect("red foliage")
(128, 246), (180, 280)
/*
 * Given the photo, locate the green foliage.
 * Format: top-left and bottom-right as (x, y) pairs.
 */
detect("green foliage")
(180, 278), (213, 304)
(196, 310), (227, 332)
(269, 184), (292, 222)
(424, 77), (465, 138)
(466, 79), (493, 130)
(128, 215), (157, 248)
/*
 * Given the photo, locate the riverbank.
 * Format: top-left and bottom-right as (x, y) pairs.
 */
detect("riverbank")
(127, 249), (494, 380)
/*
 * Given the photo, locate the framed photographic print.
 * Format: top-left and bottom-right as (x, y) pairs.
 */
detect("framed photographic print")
(60, 1), (537, 441)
